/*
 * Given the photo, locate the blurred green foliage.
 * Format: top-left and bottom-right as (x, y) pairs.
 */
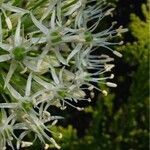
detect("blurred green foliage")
(50, 1), (149, 150)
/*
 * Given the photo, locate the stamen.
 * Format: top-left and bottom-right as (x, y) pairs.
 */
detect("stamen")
(21, 141), (33, 148)
(113, 50), (123, 57)
(106, 82), (117, 87)
(102, 90), (108, 96)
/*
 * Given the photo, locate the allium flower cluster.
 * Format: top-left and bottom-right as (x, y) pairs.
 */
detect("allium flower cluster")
(0, 0), (127, 149)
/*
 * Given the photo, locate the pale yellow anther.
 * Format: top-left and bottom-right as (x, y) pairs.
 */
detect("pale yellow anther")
(102, 90), (108, 96)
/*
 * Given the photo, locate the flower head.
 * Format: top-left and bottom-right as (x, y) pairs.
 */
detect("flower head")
(0, 0), (127, 149)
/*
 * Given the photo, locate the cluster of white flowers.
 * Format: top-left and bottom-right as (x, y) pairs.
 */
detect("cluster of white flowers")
(0, 0), (127, 149)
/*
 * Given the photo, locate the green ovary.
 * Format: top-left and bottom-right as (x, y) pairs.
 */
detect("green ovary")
(22, 101), (33, 112)
(50, 31), (62, 44)
(58, 91), (66, 98)
(84, 31), (93, 42)
(13, 47), (26, 61)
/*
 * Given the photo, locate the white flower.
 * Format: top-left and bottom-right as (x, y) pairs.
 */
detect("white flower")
(0, 109), (17, 150)
(0, 0), (127, 149)
(0, 16), (36, 87)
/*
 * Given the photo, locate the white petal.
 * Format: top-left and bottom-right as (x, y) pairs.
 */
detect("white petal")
(36, 48), (49, 70)
(54, 49), (68, 65)
(0, 14), (2, 43)
(0, 54), (11, 62)
(67, 43), (82, 63)
(4, 60), (17, 88)
(2, 3), (29, 14)
(6, 83), (23, 99)
(33, 75), (53, 89)
(40, 0), (58, 21)
(0, 43), (12, 51)
(63, 69), (75, 81)
(49, 65), (59, 84)
(1, 109), (7, 121)
(25, 72), (32, 96)
(50, 10), (56, 29)
(23, 58), (38, 72)
(5, 17), (12, 30)
(59, 67), (65, 82)
(30, 37), (47, 44)
(64, 1), (81, 16)
(30, 13), (49, 34)
(0, 103), (18, 108)
(14, 17), (21, 47)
